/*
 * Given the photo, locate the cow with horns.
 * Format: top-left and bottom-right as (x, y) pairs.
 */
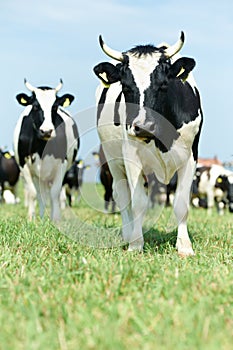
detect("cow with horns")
(14, 79), (79, 221)
(94, 32), (203, 256)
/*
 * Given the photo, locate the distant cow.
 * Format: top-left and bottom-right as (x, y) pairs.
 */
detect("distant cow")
(215, 173), (233, 213)
(14, 79), (79, 221)
(62, 159), (90, 207)
(0, 149), (20, 203)
(93, 145), (115, 213)
(194, 165), (233, 214)
(148, 172), (178, 207)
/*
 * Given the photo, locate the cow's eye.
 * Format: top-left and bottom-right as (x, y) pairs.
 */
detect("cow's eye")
(33, 104), (39, 111)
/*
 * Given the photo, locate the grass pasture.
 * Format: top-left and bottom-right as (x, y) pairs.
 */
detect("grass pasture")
(0, 182), (233, 350)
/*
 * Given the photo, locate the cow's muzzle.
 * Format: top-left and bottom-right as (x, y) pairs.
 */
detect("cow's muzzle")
(132, 121), (155, 141)
(39, 129), (54, 140)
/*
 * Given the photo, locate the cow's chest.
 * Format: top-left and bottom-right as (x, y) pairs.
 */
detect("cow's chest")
(27, 154), (63, 182)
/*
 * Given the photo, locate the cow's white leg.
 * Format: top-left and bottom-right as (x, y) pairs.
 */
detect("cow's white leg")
(33, 178), (47, 218)
(173, 157), (196, 257)
(124, 147), (148, 252)
(50, 166), (66, 221)
(206, 186), (214, 215)
(21, 165), (37, 220)
(110, 162), (133, 243)
(128, 172), (148, 252)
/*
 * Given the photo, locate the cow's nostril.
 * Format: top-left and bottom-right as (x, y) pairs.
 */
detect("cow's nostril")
(134, 125), (140, 132)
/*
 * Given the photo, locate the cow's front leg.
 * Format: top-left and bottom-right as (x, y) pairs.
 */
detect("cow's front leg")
(173, 157), (196, 257)
(21, 165), (37, 220)
(50, 165), (67, 221)
(109, 162), (133, 244)
(124, 147), (148, 252)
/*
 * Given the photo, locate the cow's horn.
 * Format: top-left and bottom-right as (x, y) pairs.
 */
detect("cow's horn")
(24, 79), (36, 92)
(99, 35), (124, 62)
(55, 79), (63, 92)
(164, 31), (185, 58)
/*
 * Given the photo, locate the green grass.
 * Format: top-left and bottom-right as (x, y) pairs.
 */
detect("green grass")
(0, 182), (232, 350)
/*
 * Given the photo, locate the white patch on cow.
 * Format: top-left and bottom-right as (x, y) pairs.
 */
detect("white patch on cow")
(228, 174), (233, 184)
(3, 190), (19, 204)
(128, 53), (161, 106)
(34, 88), (57, 136)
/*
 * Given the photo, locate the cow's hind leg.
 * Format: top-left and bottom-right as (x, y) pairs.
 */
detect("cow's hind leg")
(173, 158), (196, 257)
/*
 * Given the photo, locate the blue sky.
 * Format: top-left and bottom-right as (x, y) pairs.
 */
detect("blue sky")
(0, 0), (233, 174)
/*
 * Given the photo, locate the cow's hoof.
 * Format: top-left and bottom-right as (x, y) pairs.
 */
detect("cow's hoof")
(177, 247), (195, 258)
(128, 243), (144, 252)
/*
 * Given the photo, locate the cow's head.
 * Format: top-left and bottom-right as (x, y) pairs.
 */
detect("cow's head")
(16, 79), (74, 140)
(94, 32), (196, 143)
(215, 174), (233, 213)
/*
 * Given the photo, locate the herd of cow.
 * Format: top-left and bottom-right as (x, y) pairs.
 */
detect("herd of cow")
(0, 31), (232, 256)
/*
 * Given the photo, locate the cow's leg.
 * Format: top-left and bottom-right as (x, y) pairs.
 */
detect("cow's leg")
(33, 178), (47, 218)
(206, 186), (215, 215)
(108, 161), (133, 244)
(123, 144), (148, 251)
(173, 157), (196, 257)
(50, 167), (66, 221)
(21, 166), (37, 220)
(126, 166), (148, 252)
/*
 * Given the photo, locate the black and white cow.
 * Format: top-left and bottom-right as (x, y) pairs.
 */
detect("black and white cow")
(93, 145), (115, 213)
(215, 173), (233, 213)
(94, 32), (203, 256)
(62, 159), (89, 207)
(195, 164), (233, 214)
(0, 149), (20, 203)
(14, 80), (79, 221)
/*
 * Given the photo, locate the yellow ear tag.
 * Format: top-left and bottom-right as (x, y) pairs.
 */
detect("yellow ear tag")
(99, 72), (110, 88)
(63, 98), (70, 107)
(21, 97), (27, 104)
(177, 67), (189, 82)
(4, 152), (11, 159)
(217, 178), (223, 183)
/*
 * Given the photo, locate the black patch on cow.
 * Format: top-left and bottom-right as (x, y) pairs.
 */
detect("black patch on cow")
(114, 92), (122, 126)
(120, 65), (140, 127)
(191, 88), (203, 160)
(93, 62), (121, 85)
(126, 44), (163, 57)
(139, 61), (202, 152)
(38, 86), (52, 90)
(97, 88), (108, 124)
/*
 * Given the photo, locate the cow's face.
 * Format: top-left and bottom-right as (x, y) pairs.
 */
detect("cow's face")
(94, 32), (196, 142)
(16, 80), (74, 141)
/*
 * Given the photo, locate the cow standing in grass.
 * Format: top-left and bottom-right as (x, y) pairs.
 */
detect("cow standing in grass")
(0, 149), (20, 203)
(62, 159), (90, 207)
(195, 164), (233, 214)
(94, 32), (203, 256)
(14, 80), (79, 221)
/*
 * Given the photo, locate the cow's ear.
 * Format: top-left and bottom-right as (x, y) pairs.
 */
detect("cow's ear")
(16, 93), (31, 106)
(169, 57), (196, 81)
(58, 94), (75, 107)
(93, 62), (120, 87)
